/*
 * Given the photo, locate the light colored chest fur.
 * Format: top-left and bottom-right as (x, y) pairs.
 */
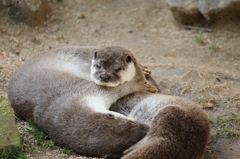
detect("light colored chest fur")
(84, 94), (118, 111)
(128, 94), (170, 125)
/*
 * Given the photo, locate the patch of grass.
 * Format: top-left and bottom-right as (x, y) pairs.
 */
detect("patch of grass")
(209, 118), (214, 124)
(58, 148), (75, 155)
(56, 33), (65, 40)
(209, 41), (218, 52)
(237, 104), (240, 109)
(19, 119), (76, 157)
(26, 119), (54, 149)
(215, 112), (240, 137)
(0, 95), (9, 105)
(19, 131), (31, 153)
(0, 147), (26, 159)
(196, 96), (218, 109)
(217, 129), (240, 137)
(231, 112), (238, 116)
(195, 35), (204, 45)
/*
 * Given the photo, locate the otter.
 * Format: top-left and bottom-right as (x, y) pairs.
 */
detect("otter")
(111, 76), (210, 159)
(8, 46), (157, 120)
(8, 46), (155, 157)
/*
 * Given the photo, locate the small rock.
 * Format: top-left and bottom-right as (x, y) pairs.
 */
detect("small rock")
(127, 30), (133, 33)
(77, 13), (86, 19)
(60, 21), (65, 25)
(166, 0), (240, 25)
(0, 95), (20, 151)
(95, 28), (100, 32)
(32, 37), (41, 45)
(7, 0), (50, 26)
(15, 50), (21, 56)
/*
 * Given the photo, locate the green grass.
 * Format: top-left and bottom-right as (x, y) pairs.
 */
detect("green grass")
(56, 33), (66, 40)
(58, 148), (75, 155)
(209, 41), (218, 52)
(0, 147), (26, 159)
(237, 104), (240, 109)
(196, 96), (219, 109)
(215, 112), (240, 137)
(25, 120), (76, 155)
(1, 95), (74, 157)
(217, 129), (240, 137)
(26, 119), (54, 149)
(195, 35), (204, 44)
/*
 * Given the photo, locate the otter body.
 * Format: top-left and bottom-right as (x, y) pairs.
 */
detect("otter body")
(8, 46), (153, 157)
(112, 92), (210, 159)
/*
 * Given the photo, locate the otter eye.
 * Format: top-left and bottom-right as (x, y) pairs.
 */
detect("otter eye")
(95, 64), (101, 69)
(107, 114), (115, 119)
(115, 68), (122, 72)
(126, 55), (132, 63)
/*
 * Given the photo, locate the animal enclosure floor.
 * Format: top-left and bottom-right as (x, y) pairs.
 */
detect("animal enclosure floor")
(0, 0), (240, 158)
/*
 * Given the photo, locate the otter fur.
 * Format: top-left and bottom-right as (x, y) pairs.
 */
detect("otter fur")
(111, 78), (210, 159)
(7, 46), (154, 157)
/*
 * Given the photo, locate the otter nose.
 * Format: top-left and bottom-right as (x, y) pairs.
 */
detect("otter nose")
(100, 74), (110, 82)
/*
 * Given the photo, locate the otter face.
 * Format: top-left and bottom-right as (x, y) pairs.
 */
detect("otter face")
(91, 46), (136, 87)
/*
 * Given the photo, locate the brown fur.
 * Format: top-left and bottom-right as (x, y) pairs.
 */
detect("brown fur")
(111, 75), (210, 159)
(92, 46), (150, 86)
(8, 46), (156, 120)
(7, 46), (152, 157)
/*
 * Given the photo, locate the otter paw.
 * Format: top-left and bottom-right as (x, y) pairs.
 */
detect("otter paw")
(123, 145), (137, 155)
(144, 84), (158, 93)
(140, 64), (151, 74)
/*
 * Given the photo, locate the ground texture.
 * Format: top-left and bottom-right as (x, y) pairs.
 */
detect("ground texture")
(0, 0), (240, 158)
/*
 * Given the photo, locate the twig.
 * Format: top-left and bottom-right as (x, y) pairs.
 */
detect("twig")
(184, 25), (212, 32)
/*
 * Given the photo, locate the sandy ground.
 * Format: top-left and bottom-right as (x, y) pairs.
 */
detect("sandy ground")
(0, 0), (240, 158)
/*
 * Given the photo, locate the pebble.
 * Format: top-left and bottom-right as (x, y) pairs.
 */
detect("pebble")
(77, 13), (86, 19)
(95, 28), (100, 32)
(127, 30), (133, 33)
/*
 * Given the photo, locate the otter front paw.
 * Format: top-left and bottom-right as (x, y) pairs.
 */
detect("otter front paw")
(144, 83), (158, 93)
(140, 64), (151, 74)
(123, 145), (136, 155)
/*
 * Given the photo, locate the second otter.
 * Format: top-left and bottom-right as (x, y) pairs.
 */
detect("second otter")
(111, 76), (210, 159)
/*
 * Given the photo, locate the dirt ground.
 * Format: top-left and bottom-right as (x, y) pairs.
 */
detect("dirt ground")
(0, 0), (240, 158)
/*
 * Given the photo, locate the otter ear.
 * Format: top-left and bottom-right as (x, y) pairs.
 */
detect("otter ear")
(94, 51), (97, 59)
(126, 55), (132, 63)
(107, 113), (115, 119)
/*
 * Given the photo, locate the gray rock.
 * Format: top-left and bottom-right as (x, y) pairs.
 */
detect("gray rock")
(1, 0), (50, 26)
(0, 95), (20, 152)
(166, 0), (240, 25)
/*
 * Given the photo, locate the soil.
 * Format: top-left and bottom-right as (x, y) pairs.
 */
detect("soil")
(0, 0), (240, 159)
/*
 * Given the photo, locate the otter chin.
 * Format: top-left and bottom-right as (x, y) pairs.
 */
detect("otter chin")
(93, 78), (120, 87)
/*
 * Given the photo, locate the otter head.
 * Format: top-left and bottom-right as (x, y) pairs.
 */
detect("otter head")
(91, 46), (137, 87)
(87, 112), (149, 158)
